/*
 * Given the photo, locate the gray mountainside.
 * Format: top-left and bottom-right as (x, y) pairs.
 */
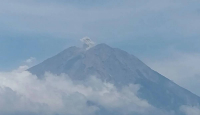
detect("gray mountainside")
(29, 43), (200, 114)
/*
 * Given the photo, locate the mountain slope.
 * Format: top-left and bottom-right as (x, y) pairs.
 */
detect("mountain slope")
(28, 43), (200, 114)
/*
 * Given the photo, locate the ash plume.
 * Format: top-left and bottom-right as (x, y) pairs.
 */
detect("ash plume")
(80, 37), (95, 50)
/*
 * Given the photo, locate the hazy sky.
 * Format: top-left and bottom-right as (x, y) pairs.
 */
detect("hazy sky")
(1, 0), (200, 96)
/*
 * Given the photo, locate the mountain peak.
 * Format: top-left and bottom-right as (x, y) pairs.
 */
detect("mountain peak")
(95, 43), (110, 48)
(88, 43), (113, 54)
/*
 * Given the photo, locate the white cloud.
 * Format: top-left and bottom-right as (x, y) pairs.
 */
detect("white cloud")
(25, 57), (36, 64)
(0, 65), (156, 115)
(23, 57), (37, 68)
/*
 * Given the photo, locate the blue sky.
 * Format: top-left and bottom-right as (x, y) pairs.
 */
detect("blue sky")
(1, 0), (200, 95)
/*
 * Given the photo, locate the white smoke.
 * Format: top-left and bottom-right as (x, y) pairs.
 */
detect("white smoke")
(80, 37), (95, 50)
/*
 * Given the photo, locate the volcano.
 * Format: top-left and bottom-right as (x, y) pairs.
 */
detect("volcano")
(28, 43), (200, 115)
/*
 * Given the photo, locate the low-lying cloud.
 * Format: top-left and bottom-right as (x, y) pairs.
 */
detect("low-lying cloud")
(0, 61), (199, 115)
(0, 65), (155, 115)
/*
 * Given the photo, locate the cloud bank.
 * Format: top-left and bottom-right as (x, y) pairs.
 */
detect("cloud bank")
(0, 65), (157, 115)
(0, 55), (199, 115)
